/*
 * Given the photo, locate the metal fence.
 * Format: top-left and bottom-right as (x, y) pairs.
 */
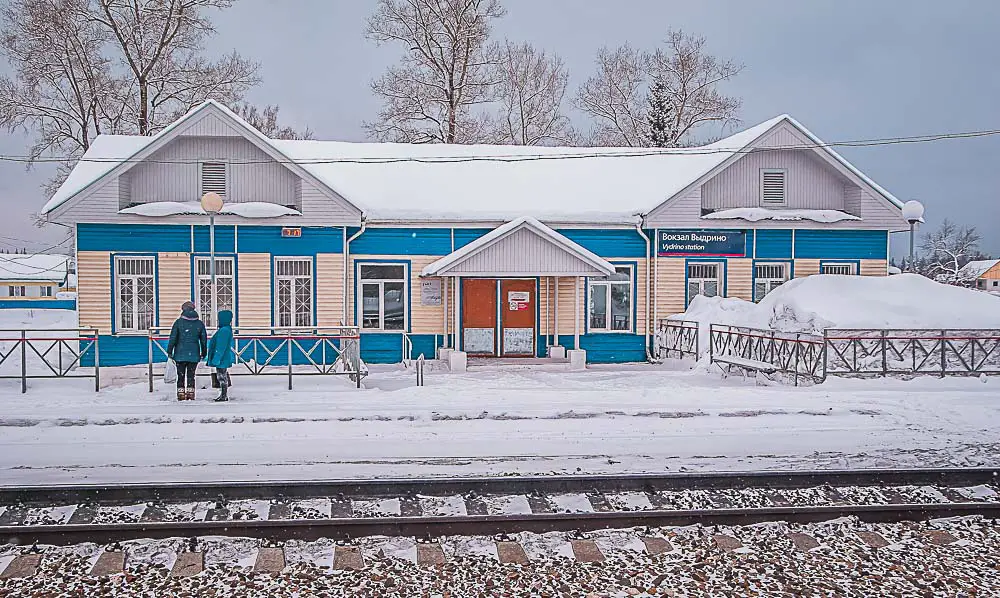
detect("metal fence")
(0, 328), (100, 393)
(147, 326), (365, 391)
(709, 324), (826, 384)
(654, 319), (700, 360)
(825, 329), (1000, 378)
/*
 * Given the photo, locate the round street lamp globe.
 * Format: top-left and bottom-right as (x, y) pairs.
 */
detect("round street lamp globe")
(200, 191), (224, 214)
(902, 200), (924, 223)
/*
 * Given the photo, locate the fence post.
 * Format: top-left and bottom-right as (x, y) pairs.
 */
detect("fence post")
(940, 329), (946, 378)
(794, 333), (800, 386)
(881, 330), (888, 378)
(94, 332), (100, 393)
(693, 322), (699, 359)
(148, 331), (154, 393)
(708, 324), (714, 364)
(20, 330), (26, 394)
(822, 330), (829, 382)
(287, 337), (293, 390)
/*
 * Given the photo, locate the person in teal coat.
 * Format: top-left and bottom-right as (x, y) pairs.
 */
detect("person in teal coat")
(205, 309), (235, 402)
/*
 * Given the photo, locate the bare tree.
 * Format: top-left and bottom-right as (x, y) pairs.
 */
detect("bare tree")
(91, 0), (259, 135)
(0, 0), (115, 161)
(231, 103), (313, 139)
(573, 44), (648, 147)
(365, 0), (505, 143)
(647, 30), (743, 145)
(575, 31), (743, 147)
(920, 219), (982, 283)
(491, 42), (574, 145)
(2, 0), (308, 198)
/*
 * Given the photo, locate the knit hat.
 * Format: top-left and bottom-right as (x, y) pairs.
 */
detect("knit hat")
(181, 301), (196, 311)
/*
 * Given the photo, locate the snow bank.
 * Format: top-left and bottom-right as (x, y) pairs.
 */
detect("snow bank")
(672, 274), (1000, 349)
(119, 201), (301, 218)
(702, 207), (861, 223)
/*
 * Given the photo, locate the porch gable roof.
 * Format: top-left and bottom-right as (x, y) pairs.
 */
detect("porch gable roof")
(421, 218), (617, 278)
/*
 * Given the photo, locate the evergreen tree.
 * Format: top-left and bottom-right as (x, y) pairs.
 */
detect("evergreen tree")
(646, 79), (673, 147)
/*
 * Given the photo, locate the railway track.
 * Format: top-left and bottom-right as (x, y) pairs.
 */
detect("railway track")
(2, 468), (998, 545)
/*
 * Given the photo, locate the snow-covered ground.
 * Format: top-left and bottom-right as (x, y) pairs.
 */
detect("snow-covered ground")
(0, 358), (997, 485)
(0, 305), (998, 486)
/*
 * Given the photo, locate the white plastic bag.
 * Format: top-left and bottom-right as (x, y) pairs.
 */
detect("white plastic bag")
(163, 359), (177, 384)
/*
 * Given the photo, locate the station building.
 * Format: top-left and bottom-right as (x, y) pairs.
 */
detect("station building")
(41, 101), (908, 366)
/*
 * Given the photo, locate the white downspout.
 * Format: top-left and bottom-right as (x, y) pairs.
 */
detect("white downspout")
(635, 224), (653, 362)
(344, 220), (366, 325)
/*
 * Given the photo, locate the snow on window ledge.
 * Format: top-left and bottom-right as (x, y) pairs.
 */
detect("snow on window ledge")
(118, 201), (301, 218)
(701, 207), (861, 223)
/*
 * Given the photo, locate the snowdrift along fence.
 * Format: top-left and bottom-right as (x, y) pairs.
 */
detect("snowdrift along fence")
(147, 326), (365, 391)
(708, 325), (1000, 380)
(654, 319), (699, 360)
(825, 329), (1000, 377)
(0, 328), (99, 393)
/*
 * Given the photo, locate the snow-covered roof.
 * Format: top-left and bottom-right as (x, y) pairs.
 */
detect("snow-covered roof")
(0, 254), (69, 283)
(958, 259), (1000, 280)
(42, 99), (903, 224)
(422, 217), (616, 277)
(702, 208), (862, 223)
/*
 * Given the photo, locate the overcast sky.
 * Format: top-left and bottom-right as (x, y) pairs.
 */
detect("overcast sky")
(1, 0), (998, 256)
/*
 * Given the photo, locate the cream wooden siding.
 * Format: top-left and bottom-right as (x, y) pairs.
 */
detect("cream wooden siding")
(795, 259), (821, 278)
(77, 251), (112, 333)
(237, 253), (271, 328)
(316, 253), (345, 326)
(727, 259), (753, 301)
(409, 256), (444, 334)
(860, 259), (888, 277)
(654, 258), (687, 317)
(157, 253), (191, 326)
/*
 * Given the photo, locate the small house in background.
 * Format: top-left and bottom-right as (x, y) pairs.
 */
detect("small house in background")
(0, 254), (71, 300)
(958, 259), (1000, 292)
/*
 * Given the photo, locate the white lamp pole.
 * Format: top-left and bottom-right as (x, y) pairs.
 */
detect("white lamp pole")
(200, 192), (224, 325)
(901, 200), (925, 272)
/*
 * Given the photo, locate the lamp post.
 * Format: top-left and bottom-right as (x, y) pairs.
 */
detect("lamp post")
(901, 200), (925, 273)
(200, 192), (224, 325)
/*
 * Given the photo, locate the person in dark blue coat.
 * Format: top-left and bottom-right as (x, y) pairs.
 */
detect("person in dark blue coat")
(166, 301), (207, 401)
(205, 309), (234, 402)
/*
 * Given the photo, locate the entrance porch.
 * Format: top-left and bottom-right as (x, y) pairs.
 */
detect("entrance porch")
(421, 218), (617, 370)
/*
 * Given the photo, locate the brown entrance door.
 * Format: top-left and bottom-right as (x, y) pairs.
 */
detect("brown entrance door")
(500, 279), (535, 356)
(462, 279), (497, 355)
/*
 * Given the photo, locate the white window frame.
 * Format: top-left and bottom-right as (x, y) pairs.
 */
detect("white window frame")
(114, 255), (156, 333)
(687, 262), (723, 307)
(274, 257), (313, 328)
(199, 160), (228, 199)
(9, 286), (25, 297)
(40, 286), (53, 297)
(588, 265), (633, 333)
(821, 262), (857, 275)
(760, 168), (787, 206)
(358, 262), (408, 332)
(194, 256), (235, 328)
(753, 262), (789, 302)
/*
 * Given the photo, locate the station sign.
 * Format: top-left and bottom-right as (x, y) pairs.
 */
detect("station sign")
(657, 230), (746, 257)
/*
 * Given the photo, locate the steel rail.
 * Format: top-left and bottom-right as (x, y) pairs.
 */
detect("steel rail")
(2, 468), (997, 506)
(3, 502), (1000, 546)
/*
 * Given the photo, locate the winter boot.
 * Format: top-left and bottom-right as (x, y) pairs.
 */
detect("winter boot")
(185, 387), (196, 401)
(176, 387), (185, 401)
(214, 373), (229, 402)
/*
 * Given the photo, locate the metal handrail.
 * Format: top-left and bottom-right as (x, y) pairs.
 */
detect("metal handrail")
(147, 326), (365, 391)
(402, 332), (414, 366)
(654, 319), (700, 360)
(0, 328), (100, 393)
(415, 353), (425, 386)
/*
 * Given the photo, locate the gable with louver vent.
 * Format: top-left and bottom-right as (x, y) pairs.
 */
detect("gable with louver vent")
(760, 169), (786, 205)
